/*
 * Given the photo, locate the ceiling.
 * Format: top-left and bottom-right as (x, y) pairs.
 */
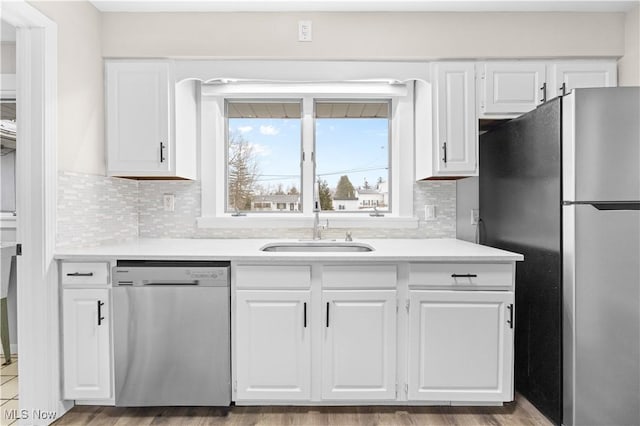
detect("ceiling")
(90, 0), (639, 13)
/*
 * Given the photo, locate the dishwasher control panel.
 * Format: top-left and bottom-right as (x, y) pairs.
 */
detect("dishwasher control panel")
(113, 260), (230, 287)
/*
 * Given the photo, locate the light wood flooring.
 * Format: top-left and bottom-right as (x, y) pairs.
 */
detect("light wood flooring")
(53, 393), (553, 426)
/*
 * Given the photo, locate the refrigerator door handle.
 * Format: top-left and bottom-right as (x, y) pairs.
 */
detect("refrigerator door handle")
(563, 201), (640, 211)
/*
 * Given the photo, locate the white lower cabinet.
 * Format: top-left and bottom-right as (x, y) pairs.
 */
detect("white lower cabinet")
(62, 288), (111, 400)
(235, 290), (311, 400)
(233, 262), (516, 405)
(408, 290), (514, 402)
(321, 290), (397, 400)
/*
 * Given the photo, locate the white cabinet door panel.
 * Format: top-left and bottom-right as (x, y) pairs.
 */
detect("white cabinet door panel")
(106, 61), (171, 175)
(62, 289), (111, 400)
(480, 62), (546, 115)
(550, 61), (617, 98)
(408, 290), (514, 402)
(433, 62), (477, 176)
(322, 290), (396, 400)
(235, 290), (311, 400)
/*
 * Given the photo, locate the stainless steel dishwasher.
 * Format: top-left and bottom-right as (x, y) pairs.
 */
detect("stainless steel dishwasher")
(112, 260), (230, 406)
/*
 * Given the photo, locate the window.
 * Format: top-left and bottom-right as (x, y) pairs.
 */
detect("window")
(222, 97), (392, 216)
(226, 100), (301, 213)
(199, 77), (419, 229)
(315, 100), (390, 213)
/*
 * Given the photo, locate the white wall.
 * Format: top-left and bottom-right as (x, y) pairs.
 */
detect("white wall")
(29, 1), (105, 175)
(619, 4), (640, 86)
(1, 43), (16, 73)
(102, 12), (625, 59)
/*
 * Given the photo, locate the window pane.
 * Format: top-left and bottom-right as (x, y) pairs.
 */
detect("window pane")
(226, 100), (302, 213)
(315, 101), (390, 213)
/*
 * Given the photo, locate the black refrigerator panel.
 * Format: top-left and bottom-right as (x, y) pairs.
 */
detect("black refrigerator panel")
(479, 98), (562, 425)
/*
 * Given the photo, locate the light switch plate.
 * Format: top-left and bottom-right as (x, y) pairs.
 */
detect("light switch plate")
(425, 205), (436, 221)
(471, 208), (479, 225)
(298, 20), (312, 42)
(163, 193), (175, 212)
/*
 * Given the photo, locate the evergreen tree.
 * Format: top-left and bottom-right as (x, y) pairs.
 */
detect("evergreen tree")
(334, 175), (357, 200)
(318, 179), (333, 210)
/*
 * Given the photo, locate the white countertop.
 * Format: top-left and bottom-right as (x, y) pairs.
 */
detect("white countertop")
(54, 238), (523, 262)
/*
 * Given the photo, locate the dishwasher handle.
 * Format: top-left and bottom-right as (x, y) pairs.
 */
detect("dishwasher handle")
(142, 280), (200, 286)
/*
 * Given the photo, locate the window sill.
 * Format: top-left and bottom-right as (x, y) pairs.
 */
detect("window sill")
(196, 215), (419, 229)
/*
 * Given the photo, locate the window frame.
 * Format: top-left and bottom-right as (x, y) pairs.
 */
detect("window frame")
(198, 81), (418, 229)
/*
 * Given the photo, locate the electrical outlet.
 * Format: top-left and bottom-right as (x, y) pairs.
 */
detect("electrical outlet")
(471, 208), (479, 225)
(425, 205), (436, 221)
(298, 20), (312, 42)
(163, 194), (175, 212)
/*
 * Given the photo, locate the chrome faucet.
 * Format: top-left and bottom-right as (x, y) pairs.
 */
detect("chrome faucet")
(313, 200), (322, 240)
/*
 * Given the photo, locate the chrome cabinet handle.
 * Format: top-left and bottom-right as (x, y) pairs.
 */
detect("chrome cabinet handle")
(442, 142), (447, 164)
(160, 142), (165, 163)
(507, 304), (514, 329)
(540, 82), (547, 103)
(451, 273), (478, 278)
(559, 82), (567, 96)
(66, 272), (94, 277)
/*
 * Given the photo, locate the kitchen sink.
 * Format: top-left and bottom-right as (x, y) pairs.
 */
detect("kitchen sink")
(260, 241), (374, 252)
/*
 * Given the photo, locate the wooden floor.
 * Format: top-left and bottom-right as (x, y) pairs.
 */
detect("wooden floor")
(53, 394), (553, 426)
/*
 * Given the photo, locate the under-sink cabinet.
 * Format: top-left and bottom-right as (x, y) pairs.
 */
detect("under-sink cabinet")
(235, 290), (312, 400)
(322, 290), (397, 400)
(234, 263), (398, 403)
(60, 262), (112, 400)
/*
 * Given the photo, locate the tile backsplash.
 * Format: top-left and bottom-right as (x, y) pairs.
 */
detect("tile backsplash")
(57, 172), (138, 248)
(57, 172), (456, 247)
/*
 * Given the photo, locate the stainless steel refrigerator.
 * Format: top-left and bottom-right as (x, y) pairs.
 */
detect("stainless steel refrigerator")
(479, 87), (639, 426)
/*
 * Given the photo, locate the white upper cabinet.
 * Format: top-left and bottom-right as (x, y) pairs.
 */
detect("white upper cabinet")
(478, 60), (617, 118)
(105, 60), (197, 179)
(424, 62), (477, 178)
(478, 62), (546, 116)
(548, 60), (617, 98)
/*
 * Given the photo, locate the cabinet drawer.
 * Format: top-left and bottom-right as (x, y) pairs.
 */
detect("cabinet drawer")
(322, 265), (397, 289)
(60, 262), (110, 286)
(235, 265), (311, 289)
(409, 263), (512, 290)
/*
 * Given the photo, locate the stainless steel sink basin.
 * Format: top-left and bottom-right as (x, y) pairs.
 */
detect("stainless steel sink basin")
(260, 241), (374, 252)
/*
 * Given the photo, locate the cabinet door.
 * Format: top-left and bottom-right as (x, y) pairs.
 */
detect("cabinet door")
(106, 61), (171, 175)
(479, 62), (546, 115)
(408, 290), (514, 402)
(62, 289), (111, 399)
(549, 61), (617, 98)
(235, 290), (311, 400)
(322, 290), (396, 400)
(433, 62), (477, 176)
